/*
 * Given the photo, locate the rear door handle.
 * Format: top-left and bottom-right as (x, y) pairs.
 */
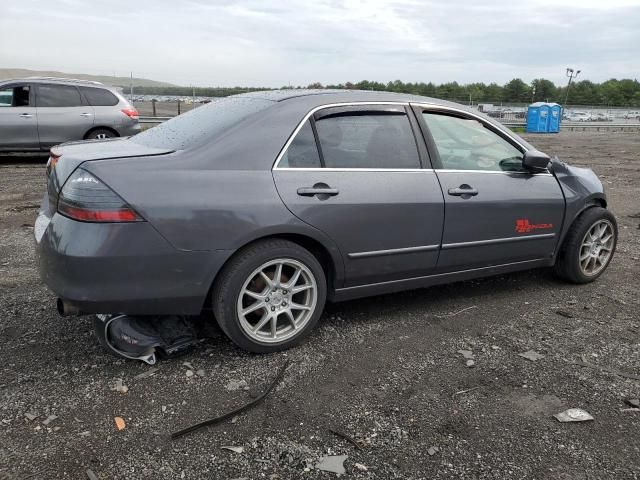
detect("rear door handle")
(297, 186), (339, 197)
(448, 185), (478, 197)
(80, 113), (93, 117)
(19, 113), (33, 118)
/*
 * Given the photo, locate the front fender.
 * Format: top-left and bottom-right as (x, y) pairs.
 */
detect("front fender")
(551, 157), (607, 251)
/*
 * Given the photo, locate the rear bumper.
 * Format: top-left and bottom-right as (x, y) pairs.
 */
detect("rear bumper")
(35, 209), (232, 315)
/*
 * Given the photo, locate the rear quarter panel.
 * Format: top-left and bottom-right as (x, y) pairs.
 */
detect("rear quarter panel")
(84, 153), (346, 285)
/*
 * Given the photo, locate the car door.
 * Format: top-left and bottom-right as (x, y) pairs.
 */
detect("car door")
(273, 104), (444, 287)
(414, 106), (564, 272)
(0, 83), (39, 150)
(35, 83), (95, 148)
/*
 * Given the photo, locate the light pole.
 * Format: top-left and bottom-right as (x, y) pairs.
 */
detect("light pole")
(564, 67), (581, 106)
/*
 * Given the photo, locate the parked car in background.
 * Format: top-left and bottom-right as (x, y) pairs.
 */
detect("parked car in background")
(36, 90), (617, 359)
(623, 111), (640, 120)
(0, 77), (140, 152)
(593, 112), (613, 122)
(565, 111), (593, 122)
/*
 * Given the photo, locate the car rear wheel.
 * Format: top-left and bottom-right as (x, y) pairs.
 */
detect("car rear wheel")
(554, 207), (617, 283)
(212, 239), (327, 353)
(86, 128), (117, 140)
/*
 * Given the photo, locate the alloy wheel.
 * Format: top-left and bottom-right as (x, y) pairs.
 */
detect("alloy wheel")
(579, 219), (615, 276)
(236, 258), (318, 343)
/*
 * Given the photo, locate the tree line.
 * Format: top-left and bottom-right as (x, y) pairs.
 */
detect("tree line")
(132, 78), (640, 107)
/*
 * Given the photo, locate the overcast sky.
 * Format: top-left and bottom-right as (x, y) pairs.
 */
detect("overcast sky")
(1, 0), (638, 87)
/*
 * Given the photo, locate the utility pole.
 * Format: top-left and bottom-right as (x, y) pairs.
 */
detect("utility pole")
(129, 72), (133, 103)
(564, 67), (581, 106)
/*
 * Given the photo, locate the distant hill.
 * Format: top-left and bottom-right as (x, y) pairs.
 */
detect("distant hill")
(0, 68), (176, 88)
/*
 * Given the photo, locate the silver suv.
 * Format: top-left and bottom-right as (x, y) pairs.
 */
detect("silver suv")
(0, 77), (141, 152)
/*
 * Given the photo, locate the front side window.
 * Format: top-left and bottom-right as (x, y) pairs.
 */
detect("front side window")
(80, 86), (118, 106)
(0, 85), (30, 107)
(36, 84), (83, 107)
(315, 113), (420, 169)
(423, 112), (524, 172)
(279, 120), (321, 168)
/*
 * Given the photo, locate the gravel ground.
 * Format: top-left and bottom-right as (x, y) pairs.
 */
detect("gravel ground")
(0, 131), (639, 480)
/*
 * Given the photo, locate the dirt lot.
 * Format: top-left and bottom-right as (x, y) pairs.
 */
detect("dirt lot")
(0, 131), (639, 480)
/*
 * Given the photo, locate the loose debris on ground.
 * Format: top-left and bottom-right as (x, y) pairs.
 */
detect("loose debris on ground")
(171, 359), (290, 439)
(553, 408), (594, 423)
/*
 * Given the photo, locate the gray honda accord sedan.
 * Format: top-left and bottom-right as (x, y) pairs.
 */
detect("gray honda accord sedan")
(36, 89), (617, 356)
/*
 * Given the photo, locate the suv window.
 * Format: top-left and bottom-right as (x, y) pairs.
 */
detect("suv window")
(131, 96), (272, 150)
(315, 113), (420, 169)
(0, 85), (30, 107)
(279, 121), (322, 168)
(36, 84), (83, 107)
(80, 86), (118, 106)
(423, 112), (524, 172)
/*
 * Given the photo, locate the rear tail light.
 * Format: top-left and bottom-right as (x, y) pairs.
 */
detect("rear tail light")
(121, 107), (139, 119)
(57, 168), (143, 223)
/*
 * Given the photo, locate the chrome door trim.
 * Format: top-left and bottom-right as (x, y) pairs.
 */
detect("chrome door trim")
(276, 167), (433, 173)
(436, 169), (553, 177)
(442, 233), (556, 250)
(348, 244), (440, 259)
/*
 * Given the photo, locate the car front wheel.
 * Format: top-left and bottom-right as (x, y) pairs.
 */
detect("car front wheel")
(212, 239), (327, 353)
(554, 207), (617, 283)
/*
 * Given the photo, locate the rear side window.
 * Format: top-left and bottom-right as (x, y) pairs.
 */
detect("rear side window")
(315, 113), (420, 169)
(279, 121), (322, 168)
(0, 85), (30, 107)
(131, 96), (273, 150)
(80, 87), (118, 106)
(37, 84), (83, 107)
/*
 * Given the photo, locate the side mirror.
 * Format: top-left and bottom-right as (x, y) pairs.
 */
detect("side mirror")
(523, 150), (551, 171)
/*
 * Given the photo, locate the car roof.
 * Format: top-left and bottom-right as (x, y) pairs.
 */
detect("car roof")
(237, 88), (462, 108)
(0, 77), (111, 89)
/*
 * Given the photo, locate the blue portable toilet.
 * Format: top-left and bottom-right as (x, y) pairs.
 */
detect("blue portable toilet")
(547, 103), (561, 133)
(526, 102), (550, 133)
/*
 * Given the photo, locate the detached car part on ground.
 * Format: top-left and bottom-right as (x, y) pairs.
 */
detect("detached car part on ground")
(35, 90), (617, 360)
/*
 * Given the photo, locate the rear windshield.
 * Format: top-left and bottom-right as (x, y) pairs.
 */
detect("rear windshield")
(131, 96), (273, 150)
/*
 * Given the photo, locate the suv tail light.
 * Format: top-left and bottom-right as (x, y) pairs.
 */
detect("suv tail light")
(57, 168), (143, 223)
(121, 107), (139, 119)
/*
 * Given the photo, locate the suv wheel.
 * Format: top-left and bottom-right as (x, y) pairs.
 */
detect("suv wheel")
(554, 207), (617, 283)
(213, 239), (327, 353)
(86, 128), (117, 140)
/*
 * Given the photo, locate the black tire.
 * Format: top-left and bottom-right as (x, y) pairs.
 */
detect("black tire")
(212, 239), (327, 353)
(554, 207), (617, 283)
(85, 128), (117, 140)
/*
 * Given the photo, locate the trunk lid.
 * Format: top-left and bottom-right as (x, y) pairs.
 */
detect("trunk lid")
(45, 138), (174, 216)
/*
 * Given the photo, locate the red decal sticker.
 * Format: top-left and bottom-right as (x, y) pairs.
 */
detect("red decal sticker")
(515, 219), (553, 233)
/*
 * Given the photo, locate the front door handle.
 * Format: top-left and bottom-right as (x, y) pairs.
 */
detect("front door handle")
(80, 113), (93, 117)
(19, 113), (33, 118)
(297, 184), (339, 197)
(448, 184), (478, 197)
